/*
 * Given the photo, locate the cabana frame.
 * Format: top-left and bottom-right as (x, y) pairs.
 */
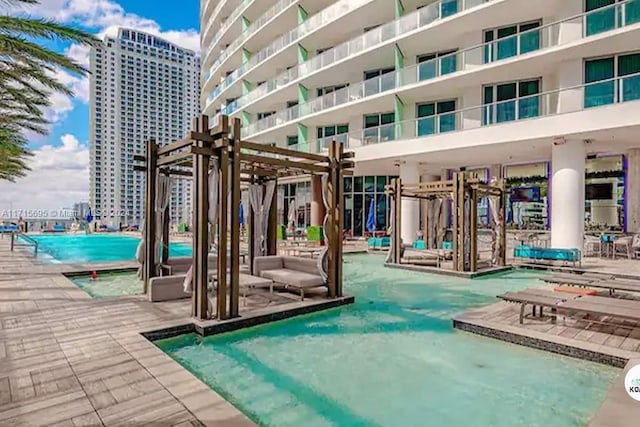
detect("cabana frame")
(135, 115), (353, 320)
(385, 172), (506, 272)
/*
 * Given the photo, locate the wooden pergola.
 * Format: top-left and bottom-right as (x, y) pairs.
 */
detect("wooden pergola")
(386, 172), (506, 272)
(134, 115), (354, 321)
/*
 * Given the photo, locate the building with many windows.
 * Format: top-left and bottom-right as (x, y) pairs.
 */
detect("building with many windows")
(90, 28), (200, 226)
(201, 0), (640, 249)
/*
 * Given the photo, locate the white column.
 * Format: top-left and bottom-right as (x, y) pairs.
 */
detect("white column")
(400, 161), (420, 243)
(627, 149), (640, 233)
(551, 139), (585, 249)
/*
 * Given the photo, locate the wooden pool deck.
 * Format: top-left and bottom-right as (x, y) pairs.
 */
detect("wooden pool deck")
(0, 237), (350, 426)
(454, 290), (640, 426)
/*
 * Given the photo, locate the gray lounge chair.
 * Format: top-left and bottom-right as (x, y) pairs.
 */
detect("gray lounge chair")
(544, 273), (640, 295)
(499, 288), (575, 323)
(254, 255), (326, 300)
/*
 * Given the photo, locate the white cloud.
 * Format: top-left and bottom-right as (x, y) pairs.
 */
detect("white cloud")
(0, 134), (90, 213)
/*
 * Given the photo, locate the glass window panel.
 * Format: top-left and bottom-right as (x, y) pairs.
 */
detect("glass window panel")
(344, 176), (353, 193)
(316, 127), (323, 138)
(417, 116), (436, 136)
(417, 103), (435, 117)
(376, 176), (386, 193)
(418, 54), (436, 63)
(337, 124), (349, 134)
(437, 100), (456, 113)
(626, 0), (640, 25)
(497, 83), (517, 101)
(365, 176), (375, 193)
(344, 195), (353, 233)
(440, 0), (458, 18)
(618, 53), (640, 76)
(381, 112), (395, 125)
(353, 194), (363, 236)
(364, 115), (379, 128)
(622, 74), (640, 102)
(585, 0), (616, 36)
(354, 176), (363, 192)
(519, 22), (540, 55)
(585, 58), (615, 107)
(483, 86), (494, 125)
(376, 194), (387, 230)
(325, 126), (336, 137)
(440, 54), (457, 75)
(418, 59), (437, 81)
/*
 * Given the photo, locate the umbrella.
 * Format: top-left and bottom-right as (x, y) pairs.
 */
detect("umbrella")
(366, 198), (376, 234)
(239, 201), (245, 227)
(85, 208), (93, 224)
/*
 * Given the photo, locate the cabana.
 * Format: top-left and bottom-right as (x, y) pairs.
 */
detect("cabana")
(134, 114), (354, 320)
(385, 172), (506, 273)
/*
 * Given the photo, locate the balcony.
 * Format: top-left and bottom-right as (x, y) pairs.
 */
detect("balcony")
(220, 0), (489, 117)
(205, 0), (374, 108)
(242, 0), (640, 137)
(289, 71), (640, 154)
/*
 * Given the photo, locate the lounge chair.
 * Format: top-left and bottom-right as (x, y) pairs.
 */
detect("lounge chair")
(499, 288), (640, 324)
(543, 273), (640, 295)
(254, 255), (326, 300)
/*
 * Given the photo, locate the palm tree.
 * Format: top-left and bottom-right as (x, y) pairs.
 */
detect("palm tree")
(0, 0), (100, 181)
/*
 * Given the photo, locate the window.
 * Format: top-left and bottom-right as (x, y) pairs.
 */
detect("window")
(416, 100), (456, 136)
(417, 50), (457, 81)
(257, 111), (275, 120)
(363, 112), (395, 143)
(364, 68), (395, 96)
(584, 52), (640, 107)
(483, 21), (541, 63)
(316, 84), (348, 97)
(317, 124), (349, 145)
(585, 0), (640, 36)
(483, 79), (540, 124)
(286, 135), (298, 146)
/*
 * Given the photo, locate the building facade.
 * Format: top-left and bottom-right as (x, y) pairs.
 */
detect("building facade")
(201, 0), (640, 248)
(90, 28), (200, 227)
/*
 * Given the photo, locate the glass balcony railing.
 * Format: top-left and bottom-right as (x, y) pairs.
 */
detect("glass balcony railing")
(202, 0), (230, 42)
(207, 0), (372, 105)
(242, 0), (638, 137)
(206, 0), (295, 82)
(221, 0), (488, 116)
(585, 0), (640, 36)
(207, 0), (254, 54)
(286, 72), (640, 153)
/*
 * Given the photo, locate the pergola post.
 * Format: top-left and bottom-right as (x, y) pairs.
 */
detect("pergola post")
(192, 116), (210, 320)
(499, 181), (507, 266)
(161, 177), (170, 268)
(217, 117), (230, 320)
(452, 172), (462, 271)
(393, 178), (402, 264)
(229, 118), (242, 318)
(248, 174), (256, 275)
(143, 139), (158, 293)
(336, 142), (345, 297)
(470, 188), (478, 272)
(327, 140), (339, 298)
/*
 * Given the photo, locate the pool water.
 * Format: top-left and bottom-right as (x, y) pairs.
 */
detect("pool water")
(71, 272), (141, 299)
(158, 255), (619, 427)
(26, 234), (191, 263)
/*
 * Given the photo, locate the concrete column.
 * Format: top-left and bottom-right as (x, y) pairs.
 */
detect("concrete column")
(627, 149), (640, 232)
(400, 161), (420, 243)
(310, 175), (325, 226)
(551, 139), (585, 249)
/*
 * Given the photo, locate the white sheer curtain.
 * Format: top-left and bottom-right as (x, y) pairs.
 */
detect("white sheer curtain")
(488, 195), (501, 265)
(155, 174), (172, 272)
(248, 181), (276, 257)
(183, 162), (219, 293)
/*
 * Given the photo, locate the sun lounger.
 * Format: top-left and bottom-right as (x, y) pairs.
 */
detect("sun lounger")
(254, 255), (326, 300)
(498, 288), (577, 323)
(544, 274), (640, 295)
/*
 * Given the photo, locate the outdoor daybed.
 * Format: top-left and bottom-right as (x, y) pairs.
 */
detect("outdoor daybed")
(254, 255), (326, 300)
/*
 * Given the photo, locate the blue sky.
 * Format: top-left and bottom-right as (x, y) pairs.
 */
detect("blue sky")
(0, 0), (201, 214)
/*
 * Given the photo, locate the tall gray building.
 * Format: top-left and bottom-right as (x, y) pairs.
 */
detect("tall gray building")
(90, 28), (200, 226)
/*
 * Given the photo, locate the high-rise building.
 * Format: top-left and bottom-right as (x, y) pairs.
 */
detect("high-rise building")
(90, 28), (200, 227)
(201, 0), (640, 249)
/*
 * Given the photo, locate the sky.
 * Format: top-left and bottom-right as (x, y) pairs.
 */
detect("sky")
(0, 0), (201, 217)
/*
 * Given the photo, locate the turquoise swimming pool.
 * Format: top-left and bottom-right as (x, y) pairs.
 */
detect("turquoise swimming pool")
(26, 234), (191, 263)
(71, 271), (141, 299)
(158, 255), (618, 427)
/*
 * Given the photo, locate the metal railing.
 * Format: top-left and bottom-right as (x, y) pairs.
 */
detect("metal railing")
(243, 0), (640, 136)
(206, 0), (371, 105)
(221, 0), (489, 116)
(10, 232), (38, 257)
(287, 71), (640, 153)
